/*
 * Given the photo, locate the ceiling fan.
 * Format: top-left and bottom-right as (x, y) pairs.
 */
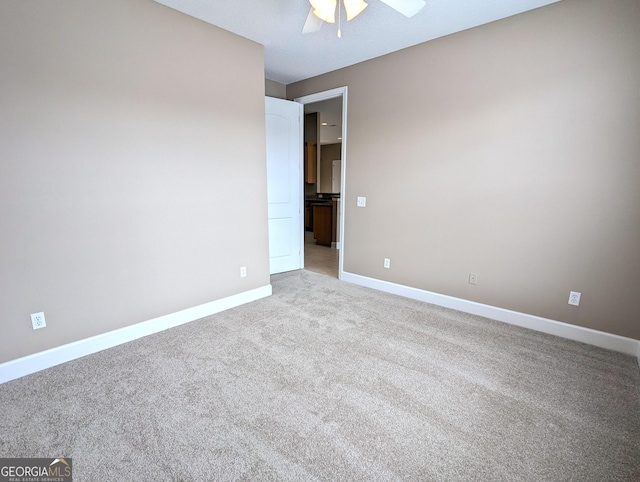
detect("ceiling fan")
(302, 0), (426, 37)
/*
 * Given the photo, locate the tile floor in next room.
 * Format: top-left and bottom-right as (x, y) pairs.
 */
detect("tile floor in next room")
(304, 231), (338, 278)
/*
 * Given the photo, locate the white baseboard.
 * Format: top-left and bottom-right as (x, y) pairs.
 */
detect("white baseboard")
(342, 272), (640, 360)
(0, 284), (272, 384)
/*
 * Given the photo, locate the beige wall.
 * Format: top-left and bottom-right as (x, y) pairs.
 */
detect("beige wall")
(265, 79), (287, 99)
(0, 0), (270, 363)
(288, 0), (640, 340)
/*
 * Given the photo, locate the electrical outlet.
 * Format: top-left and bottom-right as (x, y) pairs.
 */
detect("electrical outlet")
(240, 266), (247, 278)
(469, 272), (478, 285)
(357, 196), (366, 207)
(568, 291), (581, 306)
(384, 258), (390, 269)
(31, 312), (46, 330)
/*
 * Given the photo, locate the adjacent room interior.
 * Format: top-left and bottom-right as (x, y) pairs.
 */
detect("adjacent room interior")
(302, 97), (342, 279)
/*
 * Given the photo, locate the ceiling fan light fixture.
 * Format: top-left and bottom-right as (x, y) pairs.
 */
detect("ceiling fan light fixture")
(344, 0), (368, 21)
(310, 0), (337, 23)
(314, 8), (335, 23)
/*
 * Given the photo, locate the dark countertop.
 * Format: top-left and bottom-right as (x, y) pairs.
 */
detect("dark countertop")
(306, 196), (340, 206)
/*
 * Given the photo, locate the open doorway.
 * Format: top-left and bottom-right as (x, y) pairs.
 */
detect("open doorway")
(295, 87), (347, 280)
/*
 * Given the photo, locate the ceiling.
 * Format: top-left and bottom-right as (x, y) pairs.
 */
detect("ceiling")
(153, 0), (560, 85)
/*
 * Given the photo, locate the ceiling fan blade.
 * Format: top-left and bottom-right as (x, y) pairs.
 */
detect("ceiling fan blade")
(302, 7), (324, 34)
(379, 0), (426, 17)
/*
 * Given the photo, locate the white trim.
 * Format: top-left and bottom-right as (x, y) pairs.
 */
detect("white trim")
(0, 285), (272, 384)
(298, 101), (305, 273)
(342, 272), (640, 357)
(294, 87), (347, 105)
(294, 86), (348, 282)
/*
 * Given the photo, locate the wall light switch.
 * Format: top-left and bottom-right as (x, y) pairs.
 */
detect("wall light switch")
(357, 196), (366, 207)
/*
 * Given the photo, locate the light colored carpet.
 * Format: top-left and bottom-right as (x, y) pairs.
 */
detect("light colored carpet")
(1, 270), (639, 481)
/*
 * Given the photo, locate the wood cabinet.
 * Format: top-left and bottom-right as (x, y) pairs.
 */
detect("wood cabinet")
(305, 202), (312, 231)
(305, 142), (317, 184)
(331, 199), (338, 245)
(313, 204), (332, 247)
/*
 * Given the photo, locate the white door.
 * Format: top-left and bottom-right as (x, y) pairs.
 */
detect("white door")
(265, 97), (303, 274)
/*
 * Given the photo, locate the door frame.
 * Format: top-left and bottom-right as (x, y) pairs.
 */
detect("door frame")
(294, 86), (348, 280)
